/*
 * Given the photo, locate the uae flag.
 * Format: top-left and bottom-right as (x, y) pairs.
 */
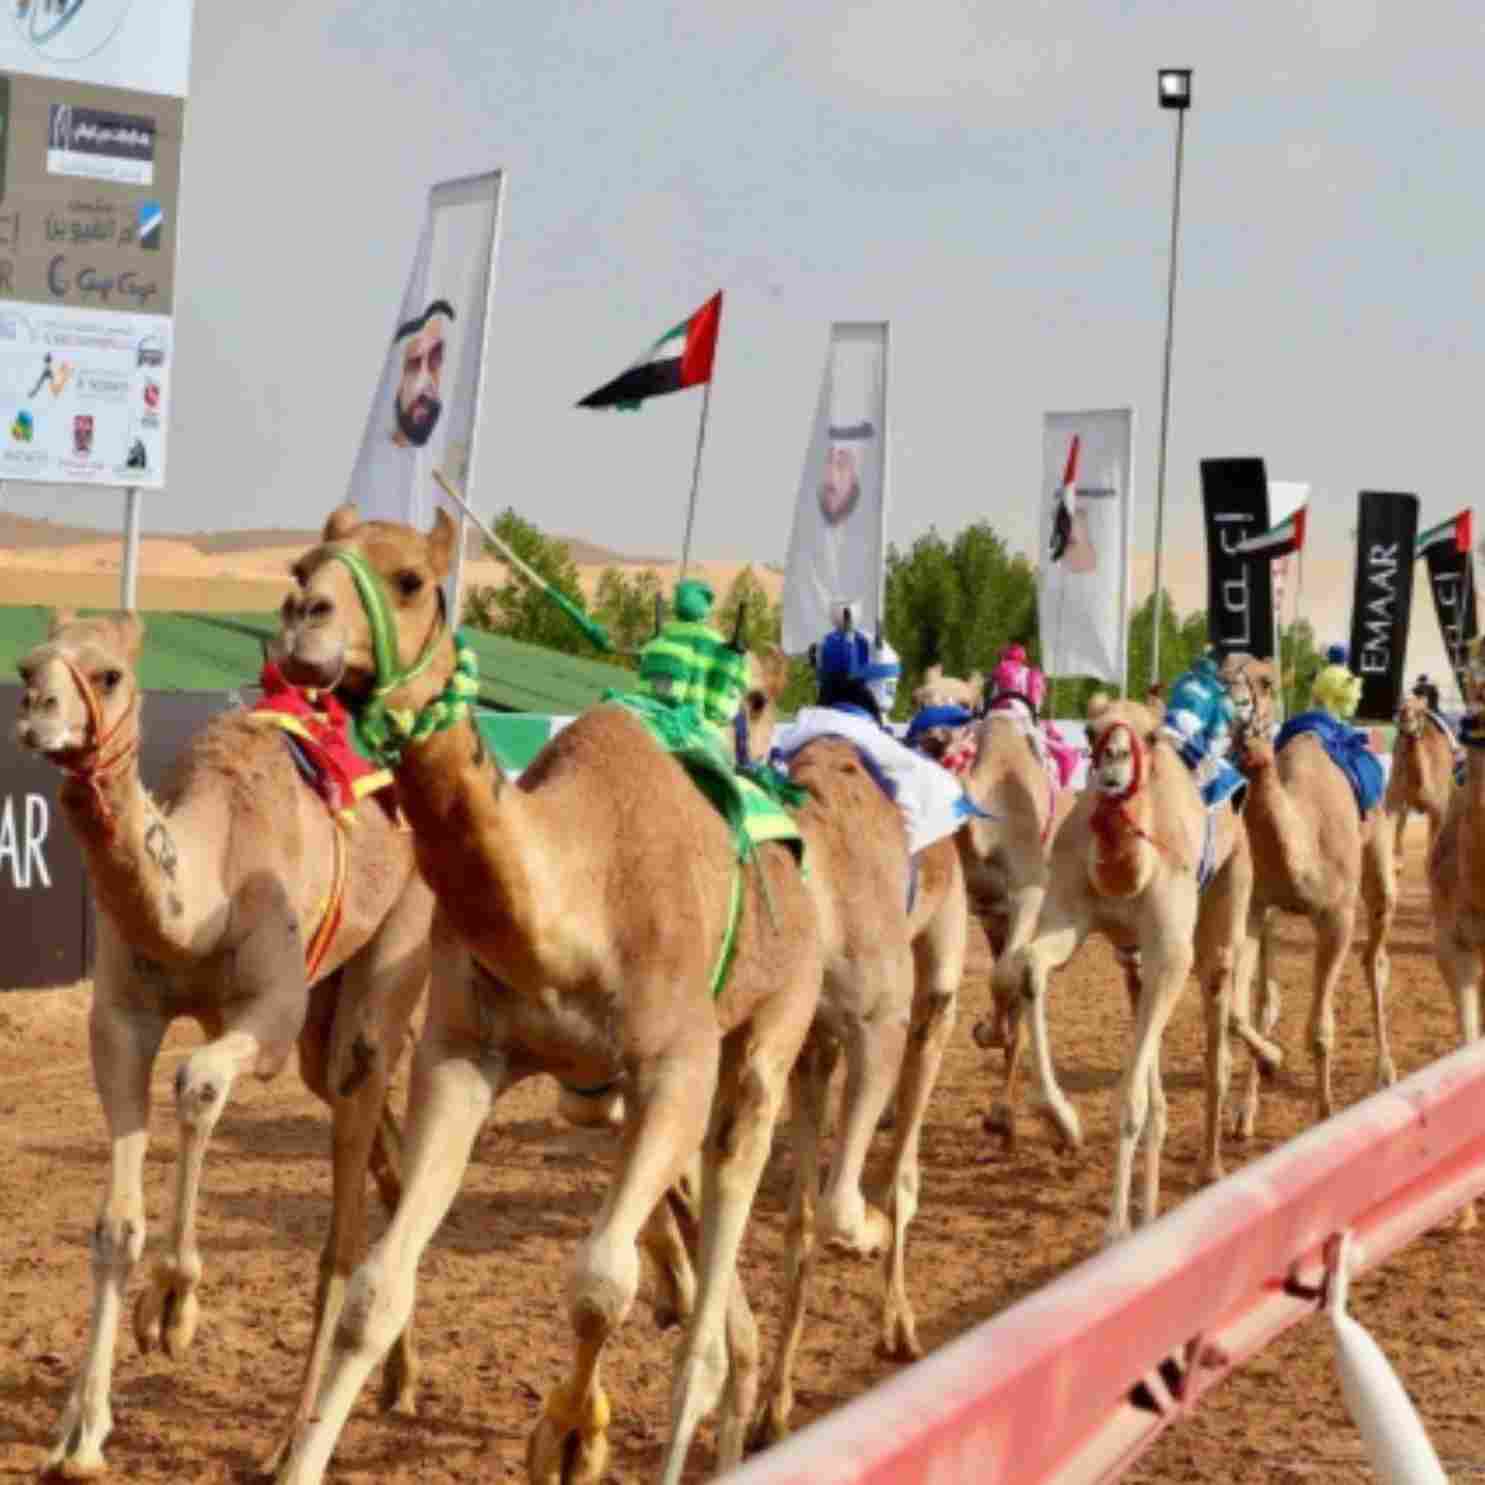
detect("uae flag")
(1416, 509), (1473, 557)
(1231, 502), (1307, 559)
(577, 291), (722, 410)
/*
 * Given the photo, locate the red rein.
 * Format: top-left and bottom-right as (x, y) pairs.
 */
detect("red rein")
(57, 655), (137, 840)
(1089, 721), (1184, 867)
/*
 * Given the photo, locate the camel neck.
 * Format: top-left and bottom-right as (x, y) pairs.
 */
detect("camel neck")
(60, 749), (203, 962)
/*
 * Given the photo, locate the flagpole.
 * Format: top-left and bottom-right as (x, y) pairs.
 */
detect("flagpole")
(679, 378), (714, 579)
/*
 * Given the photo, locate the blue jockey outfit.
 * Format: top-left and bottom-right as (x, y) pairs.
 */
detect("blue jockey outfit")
(1161, 653), (1245, 809)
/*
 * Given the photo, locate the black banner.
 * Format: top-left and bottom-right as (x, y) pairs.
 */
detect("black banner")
(1201, 457), (1274, 660)
(1424, 535), (1478, 700)
(1347, 491), (1419, 720)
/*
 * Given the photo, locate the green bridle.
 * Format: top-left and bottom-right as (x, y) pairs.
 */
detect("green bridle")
(324, 547), (480, 766)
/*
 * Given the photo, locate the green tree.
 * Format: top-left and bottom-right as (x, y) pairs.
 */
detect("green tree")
(461, 508), (601, 657)
(591, 566), (665, 666)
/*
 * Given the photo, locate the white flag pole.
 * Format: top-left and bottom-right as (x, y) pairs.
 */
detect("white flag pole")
(120, 487), (141, 610)
(679, 377), (715, 580)
(878, 320), (891, 632)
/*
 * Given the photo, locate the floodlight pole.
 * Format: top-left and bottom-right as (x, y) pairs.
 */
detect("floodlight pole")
(120, 486), (141, 610)
(1149, 80), (1189, 689)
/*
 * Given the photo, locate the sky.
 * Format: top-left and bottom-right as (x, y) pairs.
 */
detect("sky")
(19, 0), (1485, 676)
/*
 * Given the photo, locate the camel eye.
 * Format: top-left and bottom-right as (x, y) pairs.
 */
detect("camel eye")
(99, 669), (122, 693)
(747, 689), (767, 717)
(290, 563), (307, 588)
(395, 570), (424, 598)
(16, 664), (31, 686)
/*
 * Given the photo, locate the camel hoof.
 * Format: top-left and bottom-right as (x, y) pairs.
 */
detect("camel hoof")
(46, 1455), (107, 1481)
(972, 1017), (1002, 1051)
(1035, 1102), (1082, 1154)
(746, 1398), (791, 1454)
(878, 1311), (922, 1362)
(823, 1201), (891, 1261)
(527, 1386), (610, 1485)
(982, 1103), (1016, 1146)
(1378, 1058), (1398, 1089)
(378, 1342), (419, 1416)
(133, 1271), (197, 1358)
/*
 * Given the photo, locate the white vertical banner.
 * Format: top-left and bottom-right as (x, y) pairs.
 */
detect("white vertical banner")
(1039, 408), (1135, 684)
(347, 171), (505, 572)
(780, 321), (889, 655)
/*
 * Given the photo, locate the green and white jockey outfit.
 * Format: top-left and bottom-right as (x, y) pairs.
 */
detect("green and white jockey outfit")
(637, 578), (749, 735)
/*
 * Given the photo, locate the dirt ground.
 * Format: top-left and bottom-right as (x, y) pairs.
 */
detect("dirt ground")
(2, 820), (1482, 1484)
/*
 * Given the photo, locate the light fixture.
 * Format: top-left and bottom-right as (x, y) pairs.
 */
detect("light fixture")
(1158, 68), (1192, 110)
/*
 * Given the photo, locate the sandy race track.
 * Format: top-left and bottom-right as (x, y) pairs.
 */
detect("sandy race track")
(1, 824), (1482, 1484)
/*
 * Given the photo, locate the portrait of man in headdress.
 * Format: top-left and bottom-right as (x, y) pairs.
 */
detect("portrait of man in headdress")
(389, 298), (455, 449)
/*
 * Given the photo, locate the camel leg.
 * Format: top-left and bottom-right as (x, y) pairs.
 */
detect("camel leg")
(1434, 924), (1481, 1229)
(1308, 906), (1355, 1122)
(716, 1273), (761, 1474)
(640, 1162), (699, 1332)
(1359, 823), (1398, 1089)
(878, 906), (964, 1362)
(1108, 916), (1194, 1244)
(264, 912), (429, 1481)
(818, 954), (912, 1259)
(1194, 838), (1247, 1183)
(994, 895), (1088, 1152)
(132, 1027), (265, 1360)
(751, 1032), (831, 1450)
(660, 984), (813, 1485)
(276, 964), (520, 1485)
(45, 992), (165, 1478)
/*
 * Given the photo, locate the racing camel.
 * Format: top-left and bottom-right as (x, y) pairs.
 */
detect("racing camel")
(13, 610), (432, 1479)
(269, 505), (823, 1485)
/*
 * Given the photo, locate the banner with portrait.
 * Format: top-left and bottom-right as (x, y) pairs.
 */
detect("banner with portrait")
(780, 321), (889, 654)
(347, 170), (505, 597)
(1037, 408), (1134, 683)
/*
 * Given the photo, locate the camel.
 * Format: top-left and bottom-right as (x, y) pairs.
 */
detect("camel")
(268, 505), (823, 1485)
(737, 646), (967, 1444)
(13, 610), (433, 1479)
(912, 662), (984, 712)
(1426, 638), (1485, 1224)
(1386, 691), (1454, 869)
(923, 697), (1073, 1129)
(1227, 658), (1397, 1131)
(991, 698), (1260, 1241)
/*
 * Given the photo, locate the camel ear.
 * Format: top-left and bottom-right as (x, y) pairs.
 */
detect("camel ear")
(761, 644), (790, 701)
(967, 671), (985, 706)
(116, 611), (146, 663)
(47, 607), (77, 637)
(923, 663), (944, 685)
(322, 503), (360, 542)
(427, 508), (456, 579)
(1086, 691), (1110, 721)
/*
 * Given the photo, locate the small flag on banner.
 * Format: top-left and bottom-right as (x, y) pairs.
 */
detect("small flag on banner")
(1416, 509), (1473, 556)
(1232, 503), (1307, 559)
(577, 292), (722, 410)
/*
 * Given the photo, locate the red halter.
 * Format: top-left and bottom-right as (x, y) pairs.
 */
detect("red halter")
(55, 654), (138, 841)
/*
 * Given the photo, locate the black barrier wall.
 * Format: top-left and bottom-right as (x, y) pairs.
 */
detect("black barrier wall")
(0, 685), (245, 989)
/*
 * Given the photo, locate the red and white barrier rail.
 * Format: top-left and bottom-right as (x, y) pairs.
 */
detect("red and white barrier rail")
(729, 1039), (1485, 1485)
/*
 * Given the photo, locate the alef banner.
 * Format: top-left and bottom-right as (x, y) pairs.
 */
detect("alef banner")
(347, 171), (504, 536)
(1417, 509), (1477, 697)
(780, 321), (889, 655)
(1201, 457), (1274, 660)
(1037, 408), (1133, 683)
(1347, 490), (1418, 720)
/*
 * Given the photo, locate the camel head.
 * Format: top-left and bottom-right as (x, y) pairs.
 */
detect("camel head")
(1086, 700), (1155, 801)
(912, 664), (984, 713)
(734, 645), (791, 765)
(274, 504), (456, 710)
(1464, 636), (1485, 713)
(1225, 653), (1277, 743)
(14, 609), (143, 764)
(1395, 693), (1427, 737)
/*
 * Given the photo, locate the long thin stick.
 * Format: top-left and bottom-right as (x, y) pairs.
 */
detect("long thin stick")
(679, 377), (714, 578)
(433, 469), (615, 652)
